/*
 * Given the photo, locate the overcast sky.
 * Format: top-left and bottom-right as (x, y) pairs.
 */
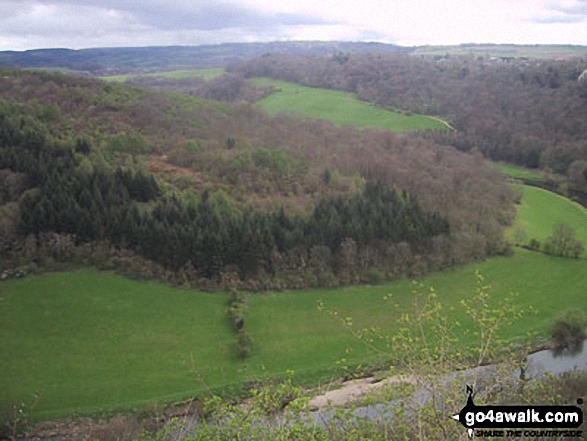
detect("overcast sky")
(0, 0), (586, 51)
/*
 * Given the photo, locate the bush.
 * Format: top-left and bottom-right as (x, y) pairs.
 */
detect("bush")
(250, 370), (301, 415)
(361, 269), (384, 284)
(528, 238), (541, 250)
(227, 289), (253, 359)
(226, 289), (249, 331)
(107, 133), (152, 155)
(551, 309), (587, 349)
(236, 329), (253, 359)
(543, 222), (585, 258)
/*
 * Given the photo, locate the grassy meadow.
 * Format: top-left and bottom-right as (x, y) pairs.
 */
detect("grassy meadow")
(496, 163), (544, 182)
(2, 248), (586, 419)
(154, 68), (225, 80)
(413, 44), (587, 59)
(510, 185), (587, 248)
(0, 272), (236, 418)
(252, 78), (449, 132)
(101, 68), (225, 83)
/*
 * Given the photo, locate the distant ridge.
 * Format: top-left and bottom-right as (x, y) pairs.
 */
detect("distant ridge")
(1, 42), (584, 75)
(413, 43), (587, 59)
(0, 41), (410, 74)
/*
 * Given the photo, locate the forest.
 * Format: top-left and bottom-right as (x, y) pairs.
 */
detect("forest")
(0, 68), (513, 289)
(231, 53), (587, 192)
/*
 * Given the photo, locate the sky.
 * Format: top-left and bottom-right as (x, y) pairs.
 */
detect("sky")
(0, 0), (586, 51)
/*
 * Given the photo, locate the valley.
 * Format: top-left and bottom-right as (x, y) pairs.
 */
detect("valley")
(0, 43), (586, 439)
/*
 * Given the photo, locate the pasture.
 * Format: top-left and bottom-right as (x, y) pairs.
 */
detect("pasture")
(495, 163), (544, 182)
(413, 44), (587, 59)
(252, 78), (448, 132)
(510, 185), (587, 248)
(2, 248), (586, 419)
(154, 68), (225, 80)
(101, 68), (225, 83)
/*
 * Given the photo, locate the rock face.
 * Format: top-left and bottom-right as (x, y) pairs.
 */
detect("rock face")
(308, 375), (416, 409)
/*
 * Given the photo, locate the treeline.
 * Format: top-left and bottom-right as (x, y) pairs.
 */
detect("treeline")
(1, 104), (450, 286)
(231, 53), (587, 190)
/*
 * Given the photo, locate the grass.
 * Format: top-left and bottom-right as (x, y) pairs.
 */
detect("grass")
(509, 185), (587, 248)
(252, 78), (449, 133)
(2, 248), (587, 419)
(100, 68), (225, 83)
(155, 68), (224, 80)
(495, 163), (544, 182)
(248, 249), (587, 372)
(0, 272), (238, 419)
(100, 73), (132, 82)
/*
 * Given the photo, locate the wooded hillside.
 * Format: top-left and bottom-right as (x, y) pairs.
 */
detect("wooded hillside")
(0, 69), (513, 289)
(232, 53), (587, 190)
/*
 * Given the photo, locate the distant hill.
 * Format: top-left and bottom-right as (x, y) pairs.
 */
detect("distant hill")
(413, 43), (587, 59)
(1, 42), (585, 75)
(0, 41), (411, 75)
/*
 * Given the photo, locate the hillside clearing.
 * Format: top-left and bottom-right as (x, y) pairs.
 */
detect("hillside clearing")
(252, 78), (448, 132)
(101, 68), (225, 83)
(496, 163), (544, 182)
(509, 185), (587, 249)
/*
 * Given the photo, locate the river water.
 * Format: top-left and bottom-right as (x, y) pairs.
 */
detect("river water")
(526, 339), (587, 378)
(151, 342), (587, 436)
(310, 341), (587, 425)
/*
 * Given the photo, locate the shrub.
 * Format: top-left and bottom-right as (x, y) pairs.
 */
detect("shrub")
(250, 370), (301, 415)
(528, 238), (541, 250)
(361, 268), (384, 284)
(236, 329), (253, 359)
(551, 309), (587, 349)
(107, 133), (152, 155)
(227, 289), (253, 358)
(543, 222), (585, 258)
(226, 289), (249, 331)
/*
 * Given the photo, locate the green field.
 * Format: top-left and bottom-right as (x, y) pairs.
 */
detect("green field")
(101, 68), (225, 83)
(0, 272), (237, 419)
(2, 247), (586, 419)
(510, 185), (587, 248)
(413, 44), (587, 59)
(252, 78), (449, 132)
(496, 163), (544, 182)
(154, 68), (225, 80)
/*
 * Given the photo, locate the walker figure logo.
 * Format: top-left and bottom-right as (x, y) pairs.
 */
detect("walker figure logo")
(451, 385), (584, 438)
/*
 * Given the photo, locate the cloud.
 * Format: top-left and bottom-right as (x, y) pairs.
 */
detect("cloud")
(531, 0), (587, 24)
(532, 14), (586, 23)
(549, 0), (587, 14)
(3, 4), (138, 38)
(137, 3), (330, 31)
(0, 0), (335, 49)
(0, 0), (585, 50)
(34, 0), (332, 31)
